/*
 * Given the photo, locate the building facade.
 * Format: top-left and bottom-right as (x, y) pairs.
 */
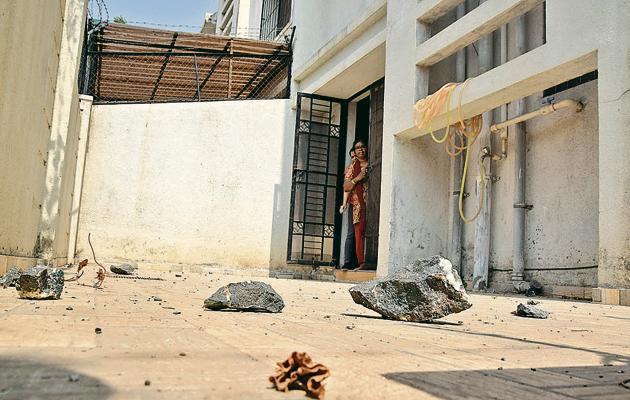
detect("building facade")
(285, 0), (630, 304)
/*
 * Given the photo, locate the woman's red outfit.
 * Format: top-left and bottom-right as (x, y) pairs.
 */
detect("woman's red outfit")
(345, 159), (368, 266)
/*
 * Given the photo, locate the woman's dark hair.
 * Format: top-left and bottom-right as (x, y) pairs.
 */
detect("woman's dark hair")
(353, 139), (367, 150)
(348, 148), (355, 156)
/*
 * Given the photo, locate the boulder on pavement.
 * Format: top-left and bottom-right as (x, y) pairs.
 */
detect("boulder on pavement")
(349, 255), (472, 322)
(514, 303), (549, 319)
(0, 266), (21, 288)
(110, 263), (137, 275)
(204, 281), (284, 313)
(16, 266), (64, 300)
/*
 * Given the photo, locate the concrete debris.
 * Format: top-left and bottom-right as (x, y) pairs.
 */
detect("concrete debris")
(349, 255), (472, 322)
(269, 351), (330, 400)
(514, 303), (549, 319)
(110, 263), (137, 275)
(527, 300), (540, 305)
(526, 280), (544, 297)
(0, 266), (21, 288)
(204, 281), (284, 313)
(16, 266), (64, 300)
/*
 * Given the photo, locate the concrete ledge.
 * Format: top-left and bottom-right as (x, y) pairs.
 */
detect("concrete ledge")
(334, 269), (376, 283)
(416, 0), (543, 67)
(416, 0), (466, 24)
(293, 0), (386, 82)
(0, 254), (69, 274)
(592, 288), (630, 306)
(547, 286), (593, 301)
(401, 44), (597, 139)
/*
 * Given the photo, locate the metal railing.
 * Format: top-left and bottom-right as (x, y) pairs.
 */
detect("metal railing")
(80, 51), (292, 104)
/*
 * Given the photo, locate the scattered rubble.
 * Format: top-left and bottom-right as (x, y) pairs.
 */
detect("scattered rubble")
(526, 280), (544, 297)
(16, 266), (64, 300)
(269, 352), (330, 400)
(514, 303), (549, 319)
(527, 300), (540, 305)
(204, 281), (284, 313)
(110, 263), (137, 275)
(0, 266), (21, 288)
(349, 255), (472, 322)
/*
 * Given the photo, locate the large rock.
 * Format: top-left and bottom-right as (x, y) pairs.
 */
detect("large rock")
(16, 266), (64, 300)
(349, 255), (472, 322)
(514, 303), (549, 319)
(0, 266), (21, 288)
(204, 281), (284, 313)
(110, 263), (137, 275)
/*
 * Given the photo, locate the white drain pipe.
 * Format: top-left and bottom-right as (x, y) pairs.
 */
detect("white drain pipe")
(472, 0), (493, 291)
(448, 2), (467, 276)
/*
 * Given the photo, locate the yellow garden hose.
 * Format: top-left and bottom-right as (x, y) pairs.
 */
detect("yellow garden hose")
(413, 80), (486, 223)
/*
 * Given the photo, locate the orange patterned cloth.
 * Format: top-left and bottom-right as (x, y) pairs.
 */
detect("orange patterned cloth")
(269, 351), (330, 399)
(344, 159), (368, 225)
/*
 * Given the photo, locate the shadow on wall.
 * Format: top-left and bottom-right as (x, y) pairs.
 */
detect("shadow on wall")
(0, 357), (113, 399)
(383, 364), (630, 399)
(268, 106), (297, 274)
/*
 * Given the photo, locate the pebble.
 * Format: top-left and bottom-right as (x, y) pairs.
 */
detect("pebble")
(68, 374), (80, 382)
(95, 327), (102, 334)
(144, 380), (151, 386)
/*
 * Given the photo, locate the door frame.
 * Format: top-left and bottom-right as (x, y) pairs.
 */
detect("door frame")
(286, 92), (349, 266)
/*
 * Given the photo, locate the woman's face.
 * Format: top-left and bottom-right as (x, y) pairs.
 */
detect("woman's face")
(354, 142), (367, 159)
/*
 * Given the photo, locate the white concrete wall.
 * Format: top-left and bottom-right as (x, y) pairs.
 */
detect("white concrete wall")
(0, 0), (66, 263)
(0, 0), (87, 272)
(292, 0), (383, 70)
(76, 100), (295, 269)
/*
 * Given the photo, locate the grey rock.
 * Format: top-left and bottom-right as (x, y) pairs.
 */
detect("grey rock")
(515, 303), (549, 319)
(110, 263), (137, 275)
(204, 281), (284, 313)
(16, 266), (64, 300)
(0, 266), (21, 288)
(349, 255), (472, 322)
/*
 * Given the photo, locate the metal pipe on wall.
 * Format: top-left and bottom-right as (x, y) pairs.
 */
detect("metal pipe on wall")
(472, 0), (493, 291)
(511, 14), (528, 292)
(448, 2), (467, 276)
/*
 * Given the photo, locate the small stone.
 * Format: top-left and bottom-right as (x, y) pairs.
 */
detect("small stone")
(95, 327), (102, 334)
(0, 266), (21, 288)
(349, 256), (471, 322)
(531, 368), (537, 371)
(68, 374), (80, 382)
(16, 266), (65, 300)
(527, 300), (540, 305)
(144, 380), (151, 386)
(66, 306), (73, 311)
(173, 311), (181, 315)
(110, 263), (137, 275)
(346, 325), (354, 330)
(514, 303), (549, 319)
(204, 281), (284, 313)
(500, 358), (505, 361)
(175, 274), (182, 278)
(152, 297), (162, 302)
(498, 367), (503, 371)
(179, 352), (186, 357)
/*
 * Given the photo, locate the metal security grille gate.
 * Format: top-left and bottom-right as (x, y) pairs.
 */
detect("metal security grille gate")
(287, 93), (347, 265)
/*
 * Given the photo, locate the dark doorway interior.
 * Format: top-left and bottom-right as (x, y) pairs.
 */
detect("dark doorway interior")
(355, 96), (371, 146)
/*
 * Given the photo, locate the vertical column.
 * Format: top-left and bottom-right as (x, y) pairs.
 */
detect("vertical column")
(596, 5), (630, 302)
(37, 0), (88, 263)
(378, 1), (449, 276)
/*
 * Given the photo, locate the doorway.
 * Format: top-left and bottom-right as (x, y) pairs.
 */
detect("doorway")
(286, 79), (383, 270)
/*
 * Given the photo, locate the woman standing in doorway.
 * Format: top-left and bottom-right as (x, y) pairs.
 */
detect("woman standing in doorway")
(343, 140), (369, 270)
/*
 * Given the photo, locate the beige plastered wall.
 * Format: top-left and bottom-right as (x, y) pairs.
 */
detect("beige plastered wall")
(76, 100), (295, 270)
(0, 0), (88, 273)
